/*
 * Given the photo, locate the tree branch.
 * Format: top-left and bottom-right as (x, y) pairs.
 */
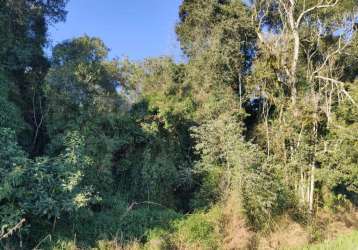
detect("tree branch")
(315, 75), (358, 109)
(0, 219), (26, 240)
(311, 36), (349, 78)
(296, 0), (339, 27)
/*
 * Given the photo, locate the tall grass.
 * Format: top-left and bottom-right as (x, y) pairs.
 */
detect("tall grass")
(295, 231), (358, 250)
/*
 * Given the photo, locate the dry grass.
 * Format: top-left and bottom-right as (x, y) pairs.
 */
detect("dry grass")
(293, 231), (358, 250)
(94, 240), (142, 250)
(198, 193), (358, 250)
(257, 216), (309, 250)
(220, 194), (256, 250)
(49, 209), (358, 250)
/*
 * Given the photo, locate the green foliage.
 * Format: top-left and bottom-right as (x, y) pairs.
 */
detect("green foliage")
(190, 113), (249, 208)
(317, 82), (358, 203)
(0, 75), (25, 132)
(190, 166), (223, 209)
(177, 0), (255, 58)
(293, 231), (358, 250)
(169, 208), (222, 250)
(0, 129), (94, 246)
(112, 57), (197, 207)
(0, 128), (28, 239)
(1, 0), (357, 248)
(0, 0), (69, 156)
(37, 195), (180, 249)
(23, 131), (95, 220)
(0, 0), (67, 71)
(44, 36), (128, 194)
(45, 36), (121, 142)
(242, 161), (297, 231)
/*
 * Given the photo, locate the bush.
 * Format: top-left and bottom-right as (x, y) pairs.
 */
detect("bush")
(242, 163), (297, 231)
(55, 196), (181, 247)
(168, 208), (222, 250)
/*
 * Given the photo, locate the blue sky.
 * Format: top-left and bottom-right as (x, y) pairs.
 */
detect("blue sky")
(48, 0), (184, 61)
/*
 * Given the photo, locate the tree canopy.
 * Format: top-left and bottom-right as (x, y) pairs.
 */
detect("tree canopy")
(0, 0), (357, 249)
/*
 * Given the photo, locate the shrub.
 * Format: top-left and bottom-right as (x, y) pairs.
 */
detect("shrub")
(169, 208), (222, 250)
(242, 163), (297, 231)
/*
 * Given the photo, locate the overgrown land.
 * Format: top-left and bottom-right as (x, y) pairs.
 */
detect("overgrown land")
(1, 0), (358, 249)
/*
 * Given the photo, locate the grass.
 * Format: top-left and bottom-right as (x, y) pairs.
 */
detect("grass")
(295, 231), (358, 250)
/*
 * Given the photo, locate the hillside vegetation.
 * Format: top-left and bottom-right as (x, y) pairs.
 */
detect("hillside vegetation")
(0, 0), (357, 249)
(294, 231), (358, 250)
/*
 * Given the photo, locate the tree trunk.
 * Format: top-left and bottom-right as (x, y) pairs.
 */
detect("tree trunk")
(309, 164), (315, 212)
(286, 1), (300, 105)
(291, 29), (300, 105)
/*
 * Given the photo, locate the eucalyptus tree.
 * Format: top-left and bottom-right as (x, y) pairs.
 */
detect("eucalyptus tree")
(249, 0), (358, 212)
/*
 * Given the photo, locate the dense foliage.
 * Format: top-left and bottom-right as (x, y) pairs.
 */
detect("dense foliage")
(0, 0), (357, 249)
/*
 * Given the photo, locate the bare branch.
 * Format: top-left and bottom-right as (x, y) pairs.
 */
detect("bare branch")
(296, 0), (339, 27)
(0, 219), (26, 240)
(315, 75), (358, 109)
(310, 36), (350, 80)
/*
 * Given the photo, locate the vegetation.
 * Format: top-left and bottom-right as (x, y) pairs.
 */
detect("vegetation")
(294, 231), (358, 250)
(0, 0), (357, 249)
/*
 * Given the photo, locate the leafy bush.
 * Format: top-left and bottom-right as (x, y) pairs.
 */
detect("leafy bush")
(52, 195), (181, 247)
(169, 208), (222, 250)
(242, 163), (297, 231)
(0, 129), (94, 247)
(0, 128), (31, 241)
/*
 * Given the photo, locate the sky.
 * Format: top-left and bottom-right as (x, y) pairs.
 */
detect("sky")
(48, 0), (184, 61)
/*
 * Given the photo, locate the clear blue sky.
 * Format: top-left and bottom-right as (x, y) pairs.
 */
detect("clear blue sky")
(48, 0), (184, 61)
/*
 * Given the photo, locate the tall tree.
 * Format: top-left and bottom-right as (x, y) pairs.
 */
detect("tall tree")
(249, 0), (358, 212)
(0, 0), (68, 154)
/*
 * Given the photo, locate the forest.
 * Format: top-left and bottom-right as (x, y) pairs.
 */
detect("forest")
(0, 0), (358, 249)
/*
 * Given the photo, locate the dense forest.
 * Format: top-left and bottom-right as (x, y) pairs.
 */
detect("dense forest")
(0, 0), (358, 249)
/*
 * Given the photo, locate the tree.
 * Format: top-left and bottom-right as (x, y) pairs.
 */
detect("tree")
(249, 0), (358, 212)
(177, 0), (256, 93)
(44, 36), (129, 194)
(0, 0), (68, 154)
(44, 36), (121, 150)
(115, 57), (196, 208)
